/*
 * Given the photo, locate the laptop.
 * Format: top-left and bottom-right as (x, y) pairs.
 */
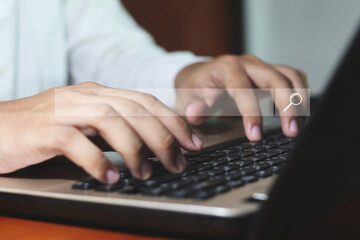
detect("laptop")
(0, 23), (359, 240)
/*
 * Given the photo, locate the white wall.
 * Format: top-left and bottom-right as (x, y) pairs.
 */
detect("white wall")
(244, 0), (360, 94)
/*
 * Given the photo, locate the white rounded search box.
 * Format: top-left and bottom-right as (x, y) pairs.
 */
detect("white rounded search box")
(54, 88), (310, 117)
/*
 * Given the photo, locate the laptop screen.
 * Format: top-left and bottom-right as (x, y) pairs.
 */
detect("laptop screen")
(252, 22), (360, 240)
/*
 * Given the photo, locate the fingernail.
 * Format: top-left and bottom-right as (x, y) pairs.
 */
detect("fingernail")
(176, 153), (187, 172)
(106, 169), (120, 184)
(290, 119), (298, 134)
(141, 162), (152, 180)
(191, 134), (203, 149)
(251, 125), (262, 141)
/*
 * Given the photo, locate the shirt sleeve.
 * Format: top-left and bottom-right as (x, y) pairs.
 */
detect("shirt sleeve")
(65, 0), (209, 107)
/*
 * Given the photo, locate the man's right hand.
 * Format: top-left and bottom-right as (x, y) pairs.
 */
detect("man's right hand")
(0, 82), (203, 183)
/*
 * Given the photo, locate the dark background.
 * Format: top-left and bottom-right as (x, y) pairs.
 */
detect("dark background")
(121, 0), (244, 56)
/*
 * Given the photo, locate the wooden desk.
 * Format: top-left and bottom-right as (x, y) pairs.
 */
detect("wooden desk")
(0, 216), (172, 240)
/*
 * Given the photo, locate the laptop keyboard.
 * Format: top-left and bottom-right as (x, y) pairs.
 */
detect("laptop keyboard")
(72, 129), (295, 200)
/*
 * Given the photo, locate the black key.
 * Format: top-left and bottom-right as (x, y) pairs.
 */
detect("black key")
(222, 164), (240, 171)
(191, 191), (217, 200)
(267, 156), (286, 166)
(214, 149), (233, 154)
(150, 169), (168, 178)
(241, 142), (262, 148)
(271, 132), (285, 139)
(203, 169), (225, 177)
(94, 184), (123, 192)
(208, 160), (227, 166)
(271, 165), (285, 174)
(255, 152), (277, 158)
(252, 162), (270, 171)
(226, 167), (254, 178)
(247, 147), (266, 154)
(256, 169), (273, 178)
(201, 151), (226, 158)
(266, 149), (283, 154)
(252, 152), (271, 161)
(227, 180), (245, 188)
(225, 145), (244, 152)
(186, 161), (198, 167)
(241, 156), (263, 163)
(261, 143), (278, 149)
(119, 186), (139, 194)
(228, 160), (253, 167)
(141, 186), (172, 196)
(187, 156), (211, 162)
(187, 164), (206, 171)
(213, 174), (233, 182)
(184, 152), (201, 159)
(190, 178), (227, 191)
(221, 173), (241, 181)
(214, 185), (231, 194)
(162, 179), (193, 190)
(275, 139), (291, 146)
(238, 151), (255, 157)
(182, 174), (209, 182)
(216, 155), (241, 162)
(241, 175), (259, 183)
(144, 174), (182, 187)
(167, 188), (195, 198)
(278, 146), (293, 153)
(123, 177), (143, 186)
(119, 170), (131, 179)
(197, 164), (213, 171)
(279, 153), (289, 158)
(182, 169), (197, 177)
(238, 167), (257, 176)
(72, 179), (100, 190)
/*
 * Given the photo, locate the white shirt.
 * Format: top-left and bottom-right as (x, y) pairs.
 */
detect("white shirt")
(0, 0), (205, 106)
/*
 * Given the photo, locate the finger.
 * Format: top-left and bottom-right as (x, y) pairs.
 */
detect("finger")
(102, 90), (203, 151)
(42, 126), (119, 184)
(182, 88), (226, 125)
(217, 57), (263, 141)
(184, 99), (209, 125)
(273, 65), (309, 129)
(56, 104), (155, 180)
(77, 96), (186, 174)
(241, 57), (299, 137)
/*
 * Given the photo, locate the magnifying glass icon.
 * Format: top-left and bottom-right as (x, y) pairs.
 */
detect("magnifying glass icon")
(283, 93), (303, 112)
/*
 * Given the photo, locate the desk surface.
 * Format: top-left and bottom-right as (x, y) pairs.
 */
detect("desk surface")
(0, 216), (173, 240)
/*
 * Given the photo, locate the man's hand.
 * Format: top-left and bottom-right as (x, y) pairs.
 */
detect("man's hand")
(175, 54), (308, 141)
(0, 82), (202, 183)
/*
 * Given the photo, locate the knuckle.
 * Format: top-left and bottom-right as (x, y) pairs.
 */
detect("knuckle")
(122, 101), (146, 116)
(94, 104), (117, 117)
(242, 54), (259, 62)
(125, 139), (144, 157)
(218, 55), (238, 65)
(52, 128), (78, 148)
(141, 93), (159, 106)
(173, 116), (189, 130)
(160, 133), (177, 150)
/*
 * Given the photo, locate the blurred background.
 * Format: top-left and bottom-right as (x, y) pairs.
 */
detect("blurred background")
(122, 0), (360, 95)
